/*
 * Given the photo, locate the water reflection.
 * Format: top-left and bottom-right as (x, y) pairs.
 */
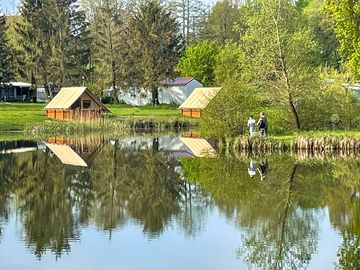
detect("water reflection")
(0, 137), (359, 269)
(181, 154), (360, 269)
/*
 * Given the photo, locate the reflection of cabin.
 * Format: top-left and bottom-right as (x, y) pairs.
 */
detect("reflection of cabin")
(45, 137), (108, 167)
(179, 87), (221, 118)
(179, 137), (216, 157)
(44, 87), (109, 120)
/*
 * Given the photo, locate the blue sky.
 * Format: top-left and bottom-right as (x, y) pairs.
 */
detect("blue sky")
(0, 0), (18, 14)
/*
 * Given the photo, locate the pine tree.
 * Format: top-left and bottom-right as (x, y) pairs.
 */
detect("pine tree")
(124, 0), (184, 104)
(90, 0), (126, 95)
(16, 0), (51, 89)
(0, 12), (14, 83)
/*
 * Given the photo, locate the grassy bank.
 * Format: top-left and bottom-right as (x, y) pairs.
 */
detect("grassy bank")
(0, 102), (185, 132)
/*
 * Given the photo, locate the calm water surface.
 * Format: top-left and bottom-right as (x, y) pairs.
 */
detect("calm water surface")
(0, 136), (359, 270)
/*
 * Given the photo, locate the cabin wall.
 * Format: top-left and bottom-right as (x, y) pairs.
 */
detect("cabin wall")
(79, 92), (101, 109)
(46, 109), (103, 120)
(181, 108), (201, 118)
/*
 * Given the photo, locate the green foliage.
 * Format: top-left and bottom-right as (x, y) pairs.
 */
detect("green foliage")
(214, 41), (245, 85)
(0, 12), (14, 82)
(123, 0), (184, 104)
(200, 81), (259, 137)
(302, 0), (340, 69)
(323, 0), (360, 79)
(176, 40), (219, 86)
(15, 0), (92, 88)
(204, 0), (240, 44)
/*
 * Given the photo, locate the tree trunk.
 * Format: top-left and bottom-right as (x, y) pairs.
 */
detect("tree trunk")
(288, 93), (301, 130)
(152, 87), (159, 105)
(276, 164), (298, 268)
(272, 13), (301, 130)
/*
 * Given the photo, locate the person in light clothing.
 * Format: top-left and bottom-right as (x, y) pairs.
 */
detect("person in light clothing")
(247, 116), (256, 136)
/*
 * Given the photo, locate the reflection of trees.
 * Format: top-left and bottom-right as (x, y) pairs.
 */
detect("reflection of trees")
(324, 160), (360, 269)
(181, 156), (338, 270)
(1, 139), (359, 264)
(176, 182), (213, 238)
(0, 140), (187, 257)
(11, 150), (81, 259)
(91, 143), (185, 238)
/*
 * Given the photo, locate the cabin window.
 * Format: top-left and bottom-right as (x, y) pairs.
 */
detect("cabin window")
(83, 100), (91, 109)
(71, 98), (81, 109)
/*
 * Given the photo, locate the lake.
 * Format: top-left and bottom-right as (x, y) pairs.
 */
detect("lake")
(0, 135), (359, 270)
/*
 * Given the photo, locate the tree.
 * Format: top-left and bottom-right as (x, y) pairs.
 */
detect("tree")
(166, 0), (209, 45)
(16, 0), (51, 89)
(0, 11), (14, 83)
(323, 0), (360, 79)
(205, 0), (240, 44)
(83, 0), (128, 96)
(176, 40), (218, 86)
(239, 0), (320, 130)
(16, 0), (91, 91)
(302, 0), (340, 69)
(123, 0), (183, 104)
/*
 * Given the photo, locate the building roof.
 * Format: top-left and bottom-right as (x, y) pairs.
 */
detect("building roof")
(5, 81), (32, 87)
(179, 87), (221, 109)
(164, 77), (196, 86)
(44, 143), (88, 167)
(179, 138), (215, 157)
(44, 87), (109, 111)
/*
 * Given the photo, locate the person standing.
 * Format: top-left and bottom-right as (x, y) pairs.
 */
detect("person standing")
(257, 112), (268, 136)
(247, 115), (256, 136)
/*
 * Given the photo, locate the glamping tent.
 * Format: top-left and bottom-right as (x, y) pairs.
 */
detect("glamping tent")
(106, 77), (203, 106)
(44, 87), (109, 120)
(179, 87), (221, 118)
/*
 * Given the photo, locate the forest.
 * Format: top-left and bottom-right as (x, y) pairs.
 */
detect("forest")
(1, 0), (360, 134)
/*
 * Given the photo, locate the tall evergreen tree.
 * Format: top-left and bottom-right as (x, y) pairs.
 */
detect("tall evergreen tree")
(0, 11), (14, 83)
(123, 0), (183, 104)
(205, 0), (240, 44)
(16, 0), (91, 91)
(15, 0), (48, 88)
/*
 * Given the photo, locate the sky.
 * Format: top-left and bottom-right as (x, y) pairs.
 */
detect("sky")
(0, 0), (18, 14)
(0, 0), (217, 15)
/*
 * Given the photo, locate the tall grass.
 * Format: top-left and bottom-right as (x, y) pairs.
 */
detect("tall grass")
(24, 116), (198, 137)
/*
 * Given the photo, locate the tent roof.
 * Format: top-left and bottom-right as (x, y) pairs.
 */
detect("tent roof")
(44, 143), (88, 167)
(164, 77), (195, 86)
(44, 87), (109, 111)
(179, 138), (215, 157)
(179, 87), (221, 110)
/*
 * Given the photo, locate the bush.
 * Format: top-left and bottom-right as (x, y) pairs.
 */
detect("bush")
(101, 96), (115, 104)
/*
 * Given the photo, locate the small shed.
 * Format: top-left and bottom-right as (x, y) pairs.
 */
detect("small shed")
(179, 87), (221, 118)
(44, 87), (109, 120)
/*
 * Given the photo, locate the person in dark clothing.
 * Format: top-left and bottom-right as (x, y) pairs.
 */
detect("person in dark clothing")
(257, 112), (268, 136)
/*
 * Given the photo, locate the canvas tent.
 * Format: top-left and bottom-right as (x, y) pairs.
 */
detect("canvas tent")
(44, 87), (109, 120)
(106, 77), (203, 106)
(179, 87), (221, 118)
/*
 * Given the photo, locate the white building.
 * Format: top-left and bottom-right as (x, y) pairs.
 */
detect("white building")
(110, 78), (203, 106)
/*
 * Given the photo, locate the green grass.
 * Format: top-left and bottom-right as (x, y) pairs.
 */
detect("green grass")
(0, 102), (183, 132)
(107, 103), (180, 117)
(0, 103), (46, 131)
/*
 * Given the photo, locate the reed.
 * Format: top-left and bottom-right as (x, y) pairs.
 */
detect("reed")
(226, 134), (360, 154)
(24, 116), (198, 137)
